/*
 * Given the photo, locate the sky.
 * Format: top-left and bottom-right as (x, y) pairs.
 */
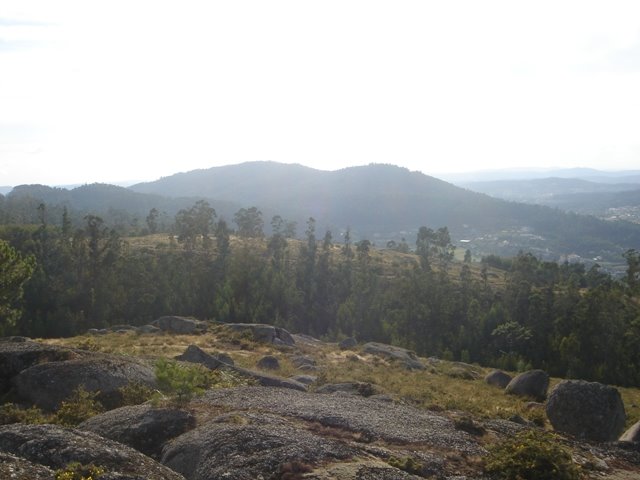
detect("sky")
(1, 1), (640, 186)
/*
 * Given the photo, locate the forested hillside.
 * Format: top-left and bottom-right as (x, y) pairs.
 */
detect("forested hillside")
(2, 204), (640, 388)
(130, 162), (640, 262)
(3, 163), (640, 263)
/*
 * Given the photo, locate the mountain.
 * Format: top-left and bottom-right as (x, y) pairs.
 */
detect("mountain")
(131, 162), (640, 263)
(4, 183), (241, 229)
(440, 168), (640, 184)
(0, 186), (13, 195)
(461, 177), (640, 202)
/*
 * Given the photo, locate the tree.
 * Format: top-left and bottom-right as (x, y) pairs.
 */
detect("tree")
(146, 208), (159, 234)
(175, 201), (216, 250)
(0, 239), (35, 334)
(623, 249), (640, 293)
(234, 207), (264, 238)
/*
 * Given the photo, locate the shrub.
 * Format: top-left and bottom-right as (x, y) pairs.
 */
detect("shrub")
(387, 456), (423, 475)
(0, 403), (47, 425)
(55, 462), (106, 480)
(54, 387), (104, 426)
(484, 430), (582, 480)
(118, 382), (155, 406)
(155, 358), (210, 405)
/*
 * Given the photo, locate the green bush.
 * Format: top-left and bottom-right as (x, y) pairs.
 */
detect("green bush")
(484, 430), (582, 480)
(155, 358), (248, 406)
(387, 456), (423, 475)
(54, 387), (104, 426)
(155, 358), (210, 405)
(0, 403), (47, 425)
(118, 381), (155, 406)
(55, 462), (106, 480)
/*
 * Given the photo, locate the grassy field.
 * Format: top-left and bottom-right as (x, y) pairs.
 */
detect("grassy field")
(44, 325), (640, 430)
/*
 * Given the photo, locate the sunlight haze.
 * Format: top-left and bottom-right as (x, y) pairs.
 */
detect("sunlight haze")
(2, 1), (640, 186)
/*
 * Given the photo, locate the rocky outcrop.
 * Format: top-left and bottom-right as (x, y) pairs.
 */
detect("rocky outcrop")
(505, 369), (549, 401)
(13, 356), (156, 411)
(152, 316), (207, 334)
(546, 380), (626, 442)
(0, 339), (78, 395)
(225, 323), (295, 346)
(0, 423), (185, 479)
(362, 342), (425, 370)
(198, 387), (483, 452)
(484, 370), (512, 389)
(162, 412), (358, 480)
(79, 404), (196, 459)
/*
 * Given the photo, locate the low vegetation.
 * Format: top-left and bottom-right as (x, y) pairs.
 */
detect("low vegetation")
(484, 430), (582, 480)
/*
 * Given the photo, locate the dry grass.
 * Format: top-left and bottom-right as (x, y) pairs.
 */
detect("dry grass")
(42, 327), (640, 430)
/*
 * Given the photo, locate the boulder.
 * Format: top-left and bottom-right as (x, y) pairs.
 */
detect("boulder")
(505, 369), (549, 401)
(362, 342), (425, 370)
(546, 380), (626, 442)
(445, 365), (481, 380)
(79, 404), (196, 459)
(175, 344), (228, 370)
(152, 316), (207, 334)
(339, 337), (358, 350)
(225, 323), (295, 346)
(161, 413), (357, 480)
(257, 355), (280, 370)
(138, 324), (161, 334)
(0, 340), (78, 395)
(291, 354), (316, 369)
(13, 356), (157, 411)
(0, 423), (185, 480)
(231, 366), (307, 391)
(484, 370), (512, 389)
(620, 421), (640, 442)
(290, 375), (317, 385)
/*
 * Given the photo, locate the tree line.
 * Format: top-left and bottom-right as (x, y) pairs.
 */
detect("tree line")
(1, 201), (640, 387)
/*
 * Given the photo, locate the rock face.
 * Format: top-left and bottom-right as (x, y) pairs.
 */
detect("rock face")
(0, 339), (78, 395)
(505, 369), (549, 401)
(161, 412), (360, 480)
(13, 356), (157, 411)
(152, 316), (207, 334)
(79, 404), (196, 459)
(198, 387), (483, 451)
(0, 451), (55, 480)
(484, 370), (513, 389)
(546, 380), (626, 442)
(362, 342), (425, 370)
(225, 323), (295, 346)
(0, 423), (185, 480)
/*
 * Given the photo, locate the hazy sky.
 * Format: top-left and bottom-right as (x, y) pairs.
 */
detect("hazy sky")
(2, 1), (640, 186)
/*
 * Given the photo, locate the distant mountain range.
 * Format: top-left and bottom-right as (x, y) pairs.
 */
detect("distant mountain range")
(130, 162), (640, 263)
(440, 167), (640, 184)
(4, 162), (640, 264)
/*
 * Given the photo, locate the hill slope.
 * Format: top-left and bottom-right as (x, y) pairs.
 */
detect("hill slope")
(131, 162), (640, 262)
